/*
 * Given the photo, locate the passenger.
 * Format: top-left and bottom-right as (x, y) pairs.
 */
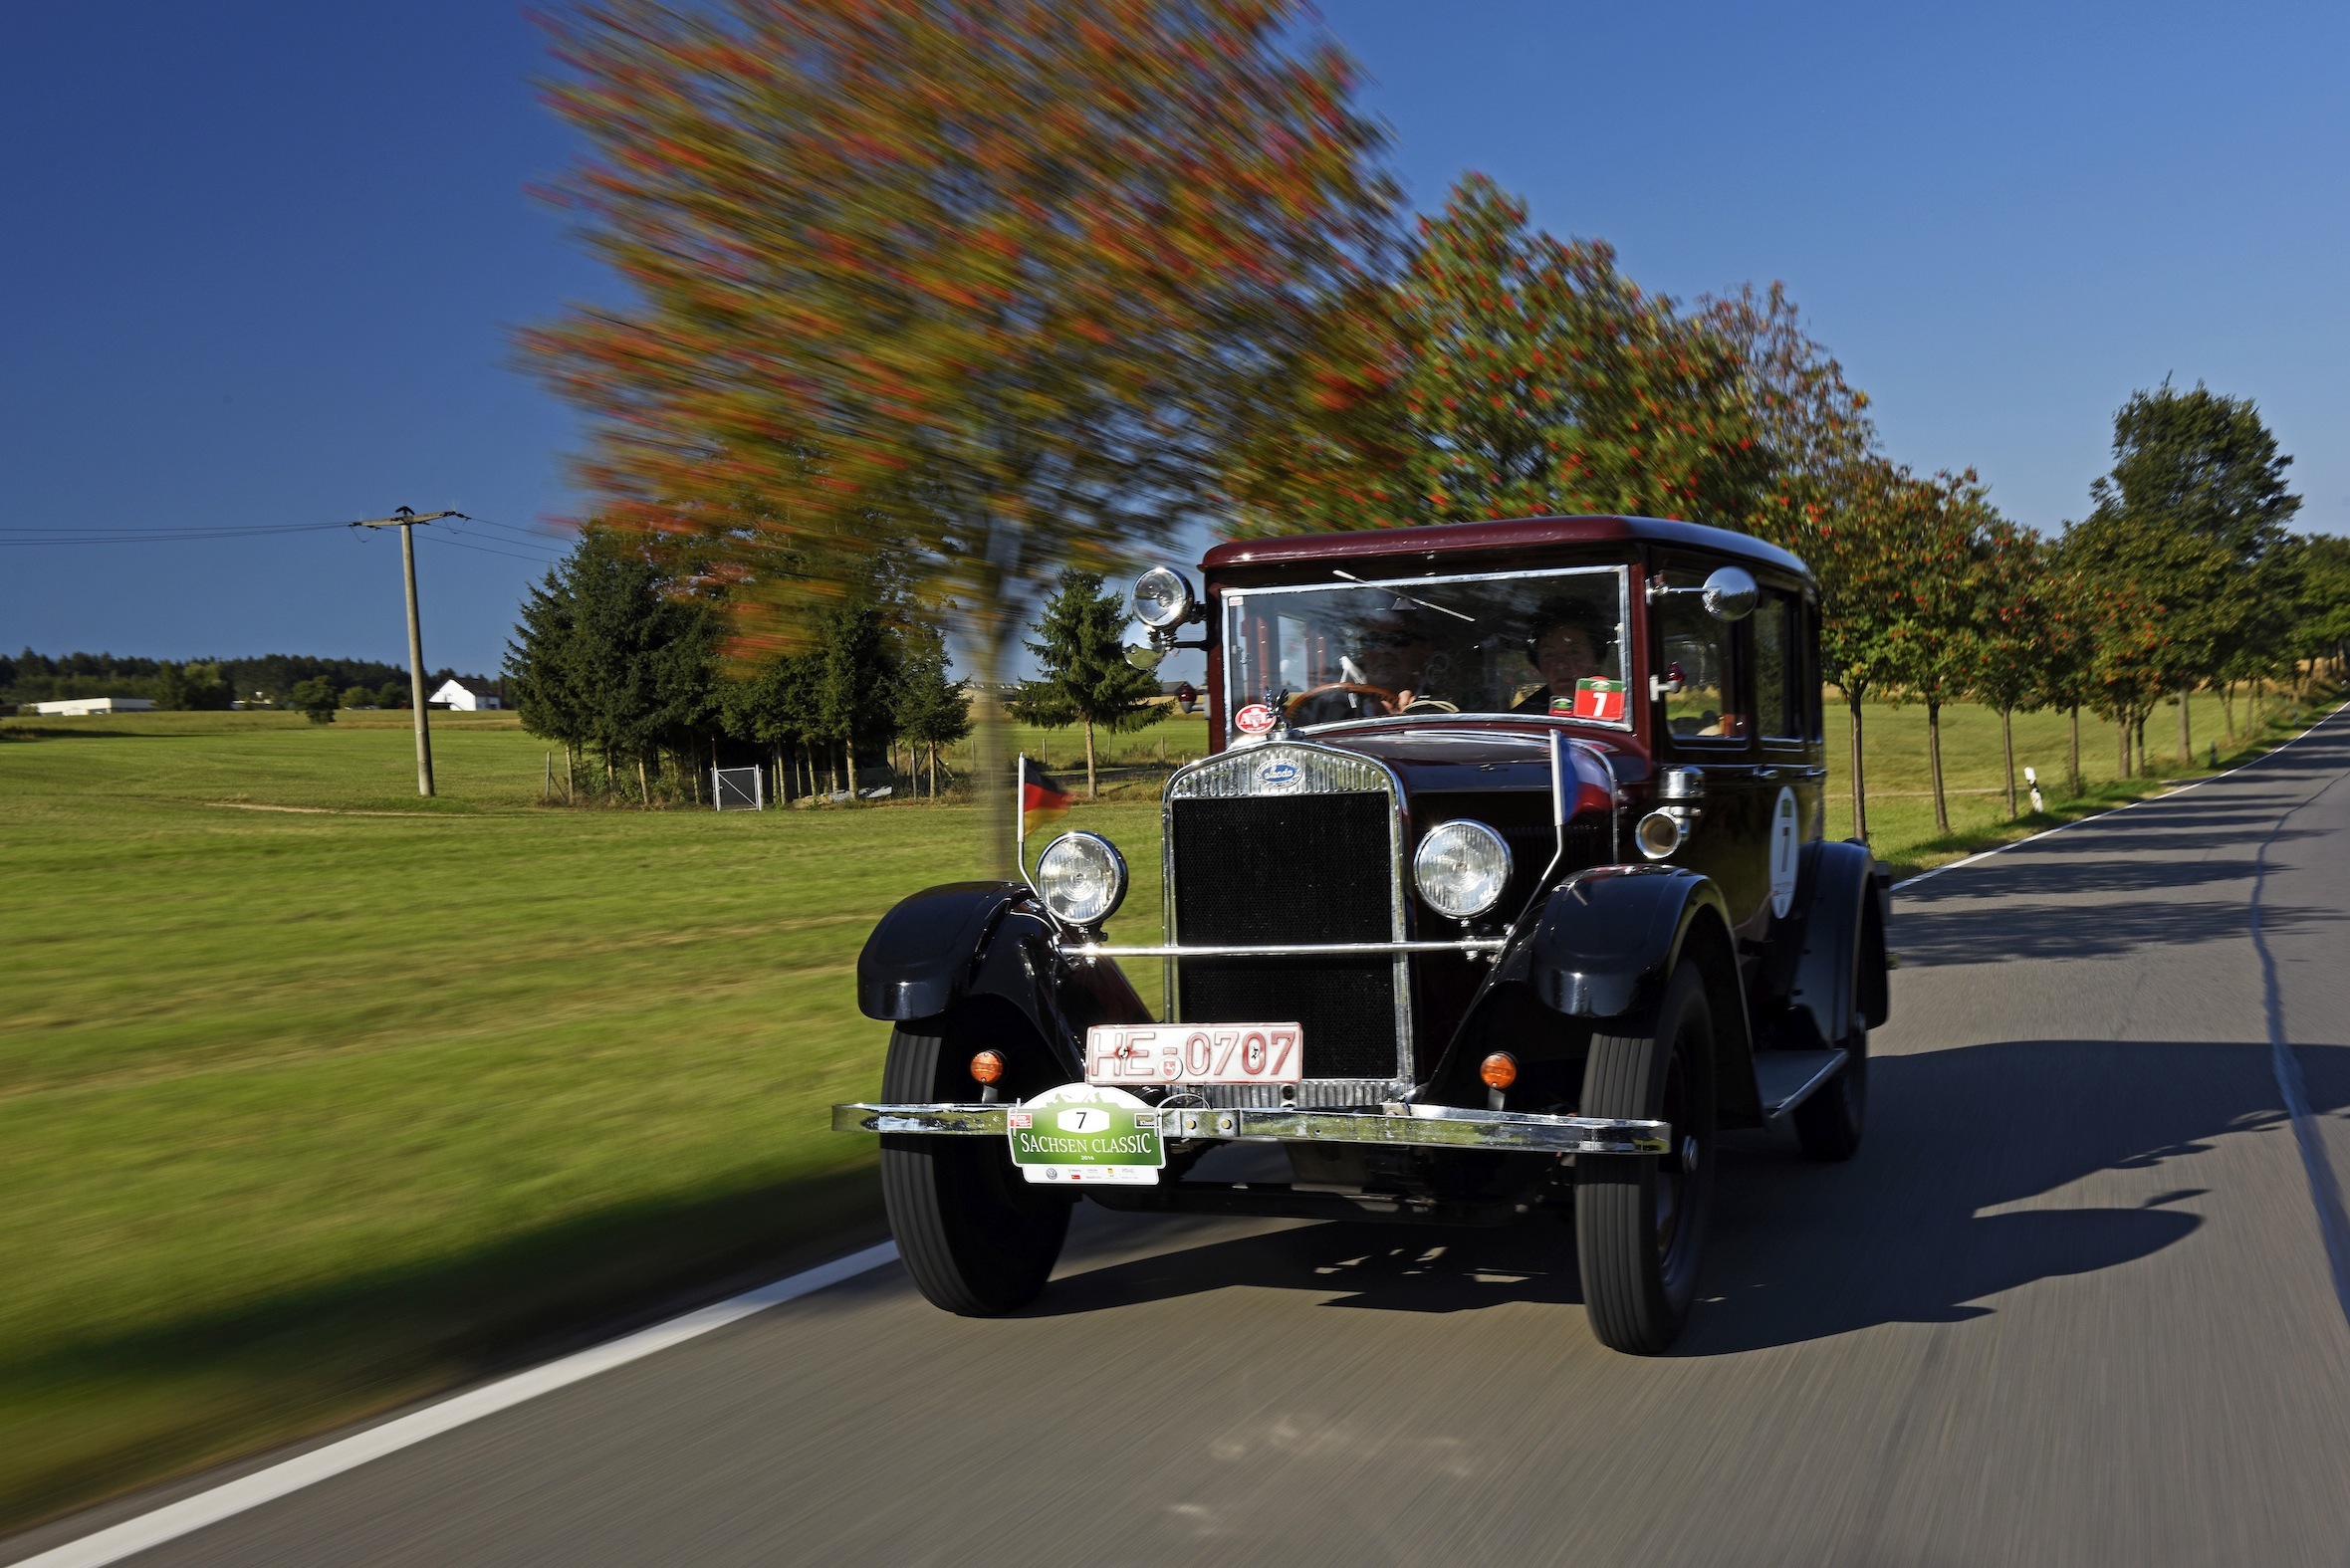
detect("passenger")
(1512, 602), (1610, 715)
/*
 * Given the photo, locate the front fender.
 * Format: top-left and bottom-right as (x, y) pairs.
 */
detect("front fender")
(855, 880), (1149, 1080)
(1432, 865), (1758, 1123)
(1515, 865), (1731, 1019)
(856, 881), (1024, 1020)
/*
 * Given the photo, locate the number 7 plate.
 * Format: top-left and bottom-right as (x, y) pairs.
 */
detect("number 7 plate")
(1085, 1024), (1303, 1087)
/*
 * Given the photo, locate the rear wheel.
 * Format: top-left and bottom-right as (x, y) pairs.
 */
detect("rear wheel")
(1791, 1023), (1867, 1161)
(1575, 960), (1718, 1354)
(879, 1023), (1068, 1316)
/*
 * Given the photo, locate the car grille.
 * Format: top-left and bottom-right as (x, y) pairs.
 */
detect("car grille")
(1165, 746), (1405, 1099)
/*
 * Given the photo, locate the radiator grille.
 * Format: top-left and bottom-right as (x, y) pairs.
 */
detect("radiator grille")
(1169, 788), (1402, 1082)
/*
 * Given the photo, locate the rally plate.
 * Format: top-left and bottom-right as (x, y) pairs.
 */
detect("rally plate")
(1008, 1084), (1165, 1186)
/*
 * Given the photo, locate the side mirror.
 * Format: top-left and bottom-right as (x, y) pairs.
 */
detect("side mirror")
(1124, 643), (1166, 672)
(1701, 566), (1758, 622)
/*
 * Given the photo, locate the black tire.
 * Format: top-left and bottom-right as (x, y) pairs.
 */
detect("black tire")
(879, 1024), (1068, 1316)
(1791, 1023), (1867, 1162)
(1575, 960), (1718, 1355)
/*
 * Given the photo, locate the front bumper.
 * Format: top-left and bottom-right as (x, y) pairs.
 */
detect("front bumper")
(831, 1100), (1669, 1155)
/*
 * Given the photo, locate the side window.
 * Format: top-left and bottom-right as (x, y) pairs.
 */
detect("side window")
(1755, 589), (1799, 742)
(1657, 568), (1745, 743)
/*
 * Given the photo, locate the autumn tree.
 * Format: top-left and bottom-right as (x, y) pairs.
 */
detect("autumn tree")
(1876, 471), (1993, 836)
(526, 0), (1393, 868)
(1221, 173), (1770, 534)
(1009, 568), (1164, 797)
(1968, 519), (2046, 819)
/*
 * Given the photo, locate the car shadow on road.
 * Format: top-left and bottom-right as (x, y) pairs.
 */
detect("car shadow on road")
(1031, 1039), (2350, 1353)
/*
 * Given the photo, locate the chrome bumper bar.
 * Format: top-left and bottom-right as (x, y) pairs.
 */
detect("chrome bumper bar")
(1060, 938), (1509, 959)
(832, 1100), (1669, 1155)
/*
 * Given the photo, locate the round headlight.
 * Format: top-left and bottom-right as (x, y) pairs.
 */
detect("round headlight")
(1036, 831), (1128, 926)
(1412, 819), (1513, 921)
(1132, 565), (1195, 630)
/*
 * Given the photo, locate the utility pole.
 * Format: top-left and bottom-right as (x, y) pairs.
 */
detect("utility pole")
(351, 507), (464, 796)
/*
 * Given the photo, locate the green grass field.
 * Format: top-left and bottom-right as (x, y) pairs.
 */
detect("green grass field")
(0, 685), (2332, 1531)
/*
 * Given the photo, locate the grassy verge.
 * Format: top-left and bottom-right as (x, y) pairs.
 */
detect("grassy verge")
(0, 712), (1171, 1533)
(1822, 683), (2342, 881)
(0, 687), (2334, 1532)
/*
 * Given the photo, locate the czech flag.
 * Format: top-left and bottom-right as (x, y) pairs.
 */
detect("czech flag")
(1022, 760), (1071, 836)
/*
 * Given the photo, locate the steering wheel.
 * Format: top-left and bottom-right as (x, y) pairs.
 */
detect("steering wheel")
(1284, 682), (1399, 718)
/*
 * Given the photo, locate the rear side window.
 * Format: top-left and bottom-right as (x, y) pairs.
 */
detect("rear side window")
(1755, 589), (1800, 741)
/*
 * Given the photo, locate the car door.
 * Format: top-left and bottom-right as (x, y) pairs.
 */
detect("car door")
(1652, 558), (1772, 936)
(1750, 580), (1827, 930)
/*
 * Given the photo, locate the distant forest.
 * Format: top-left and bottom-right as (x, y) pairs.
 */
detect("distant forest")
(2, 650), (500, 708)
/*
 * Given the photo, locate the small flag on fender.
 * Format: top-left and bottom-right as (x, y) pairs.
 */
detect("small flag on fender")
(1022, 761), (1072, 835)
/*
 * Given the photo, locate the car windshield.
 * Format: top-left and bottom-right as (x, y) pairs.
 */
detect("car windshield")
(1222, 564), (1630, 737)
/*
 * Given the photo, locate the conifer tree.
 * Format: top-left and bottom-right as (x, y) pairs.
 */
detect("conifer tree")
(1009, 568), (1163, 798)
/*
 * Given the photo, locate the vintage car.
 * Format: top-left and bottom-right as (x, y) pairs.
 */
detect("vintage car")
(834, 515), (1891, 1354)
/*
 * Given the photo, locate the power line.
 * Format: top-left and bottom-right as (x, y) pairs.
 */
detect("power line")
(0, 521), (358, 545)
(423, 532), (566, 566)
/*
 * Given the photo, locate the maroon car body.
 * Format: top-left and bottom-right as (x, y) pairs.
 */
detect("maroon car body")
(840, 515), (1890, 1353)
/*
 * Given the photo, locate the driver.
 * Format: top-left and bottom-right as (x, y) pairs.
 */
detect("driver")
(1287, 611), (1451, 725)
(1512, 602), (1609, 714)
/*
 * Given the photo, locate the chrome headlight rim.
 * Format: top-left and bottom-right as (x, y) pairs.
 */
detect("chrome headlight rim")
(1036, 830), (1129, 926)
(1412, 818), (1514, 921)
(1132, 564), (1196, 631)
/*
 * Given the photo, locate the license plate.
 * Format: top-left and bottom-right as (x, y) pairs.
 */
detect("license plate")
(1085, 1023), (1303, 1087)
(1008, 1084), (1164, 1185)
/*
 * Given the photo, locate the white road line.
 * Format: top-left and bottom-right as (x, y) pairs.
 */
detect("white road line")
(2249, 755), (2350, 1328)
(11, 1242), (901, 1568)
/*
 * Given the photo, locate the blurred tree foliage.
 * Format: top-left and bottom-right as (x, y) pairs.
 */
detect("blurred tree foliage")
(1009, 568), (1165, 796)
(524, 0), (1394, 866)
(1224, 174), (1770, 533)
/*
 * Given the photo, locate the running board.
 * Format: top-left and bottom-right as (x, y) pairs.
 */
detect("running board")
(1755, 1048), (1849, 1122)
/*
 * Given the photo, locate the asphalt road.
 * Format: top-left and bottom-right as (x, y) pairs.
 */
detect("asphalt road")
(18, 714), (2350, 1567)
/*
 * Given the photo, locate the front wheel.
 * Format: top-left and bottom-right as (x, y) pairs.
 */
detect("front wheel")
(879, 1024), (1068, 1316)
(1575, 960), (1718, 1354)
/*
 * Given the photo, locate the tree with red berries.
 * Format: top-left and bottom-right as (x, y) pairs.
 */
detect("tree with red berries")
(525, 0), (1394, 868)
(1222, 174), (1770, 534)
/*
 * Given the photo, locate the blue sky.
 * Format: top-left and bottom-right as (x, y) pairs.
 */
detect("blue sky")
(4, 1), (2345, 674)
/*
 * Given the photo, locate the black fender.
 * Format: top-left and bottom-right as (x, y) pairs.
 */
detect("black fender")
(1432, 866), (1760, 1124)
(1762, 840), (1891, 1050)
(855, 881), (1149, 1081)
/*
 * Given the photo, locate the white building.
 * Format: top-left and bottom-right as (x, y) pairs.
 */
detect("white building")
(428, 677), (502, 711)
(30, 697), (155, 716)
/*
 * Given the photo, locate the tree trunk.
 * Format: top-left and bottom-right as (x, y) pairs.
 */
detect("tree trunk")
(638, 757), (650, 806)
(2135, 716), (2147, 777)
(2221, 681), (2235, 743)
(970, 629), (1015, 876)
(1084, 717), (1098, 799)
(2118, 714), (2131, 780)
(2000, 708), (2016, 819)
(2177, 682), (2192, 767)
(1847, 691), (1868, 843)
(2067, 707), (2081, 796)
(1927, 699), (1950, 835)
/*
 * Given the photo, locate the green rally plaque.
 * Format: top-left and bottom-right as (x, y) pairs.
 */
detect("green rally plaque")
(1007, 1084), (1164, 1186)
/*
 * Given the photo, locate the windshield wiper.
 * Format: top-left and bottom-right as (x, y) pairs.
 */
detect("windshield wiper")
(1331, 568), (1475, 622)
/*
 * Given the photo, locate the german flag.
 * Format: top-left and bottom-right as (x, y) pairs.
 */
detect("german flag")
(1021, 760), (1072, 836)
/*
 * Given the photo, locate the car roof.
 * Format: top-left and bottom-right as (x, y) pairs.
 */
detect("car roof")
(1201, 514), (1811, 582)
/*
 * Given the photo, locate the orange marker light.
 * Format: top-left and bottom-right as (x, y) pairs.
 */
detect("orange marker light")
(970, 1049), (1006, 1086)
(1479, 1052), (1519, 1090)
